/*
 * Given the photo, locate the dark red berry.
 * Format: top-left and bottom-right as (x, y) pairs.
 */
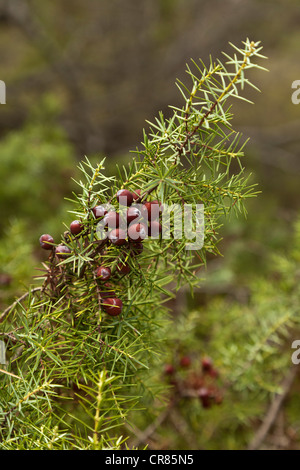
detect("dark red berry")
(130, 242), (144, 256)
(0, 273), (12, 286)
(55, 244), (72, 259)
(148, 220), (162, 237)
(198, 387), (211, 409)
(70, 220), (83, 235)
(103, 211), (120, 229)
(164, 364), (175, 375)
(127, 206), (141, 224)
(96, 266), (111, 281)
(102, 297), (123, 316)
(141, 201), (161, 221)
(39, 234), (54, 250)
(116, 189), (134, 206)
(179, 356), (191, 368)
(128, 223), (148, 242)
(116, 262), (131, 274)
(108, 228), (127, 246)
(202, 356), (213, 373)
(132, 189), (141, 200)
(92, 205), (108, 219)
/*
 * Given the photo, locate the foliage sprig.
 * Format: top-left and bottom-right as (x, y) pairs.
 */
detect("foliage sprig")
(0, 39), (266, 449)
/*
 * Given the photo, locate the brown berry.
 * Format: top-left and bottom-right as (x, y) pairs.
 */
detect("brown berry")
(164, 364), (175, 375)
(102, 297), (123, 316)
(179, 356), (191, 368)
(103, 211), (120, 229)
(92, 205), (107, 219)
(132, 189), (141, 200)
(127, 206), (141, 224)
(198, 387), (211, 409)
(116, 262), (131, 274)
(141, 201), (161, 221)
(128, 223), (148, 242)
(108, 228), (127, 246)
(55, 244), (72, 259)
(96, 266), (111, 281)
(70, 220), (83, 235)
(39, 234), (54, 250)
(148, 220), (162, 237)
(0, 273), (12, 286)
(202, 356), (213, 373)
(116, 189), (134, 206)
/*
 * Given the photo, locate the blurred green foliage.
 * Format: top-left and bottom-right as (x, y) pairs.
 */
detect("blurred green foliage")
(0, 94), (78, 308)
(0, 94), (75, 238)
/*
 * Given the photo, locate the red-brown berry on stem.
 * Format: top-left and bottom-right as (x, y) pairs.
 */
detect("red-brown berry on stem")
(92, 205), (107, 219)
(164, 364), (175, 375)
(202, 356), (213, 373)
(103, 211), (120, 229)
(108, 228), (127, 246)
(128, 223), (148, 242)
(116, 189), (134, 206)
(127, 206), (141, 224)
(55, 244), (72, 259)
(96, 266), (111, 281)
(148, 220), (162, 237)
(141, 201), (161, 221)
(198, 387), (211, 409)
(116, 262), (131, 274)
(179, 356), (191, 368)
(132, 189), (141, 200)
(0, 273), (12, 286)
(39, 234), (54, 250)
(102, 297), (123, 316)
(70, 220), (83, 235)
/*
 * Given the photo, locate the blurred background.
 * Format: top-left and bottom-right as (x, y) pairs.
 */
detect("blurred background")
(1, 0), (300, 450)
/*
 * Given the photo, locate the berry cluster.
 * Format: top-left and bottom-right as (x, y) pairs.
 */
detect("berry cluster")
(39, 188), (163, 317)
(164, 355), (222, 409)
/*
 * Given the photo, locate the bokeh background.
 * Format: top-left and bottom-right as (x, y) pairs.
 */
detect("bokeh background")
(1, 0), (300, 450)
